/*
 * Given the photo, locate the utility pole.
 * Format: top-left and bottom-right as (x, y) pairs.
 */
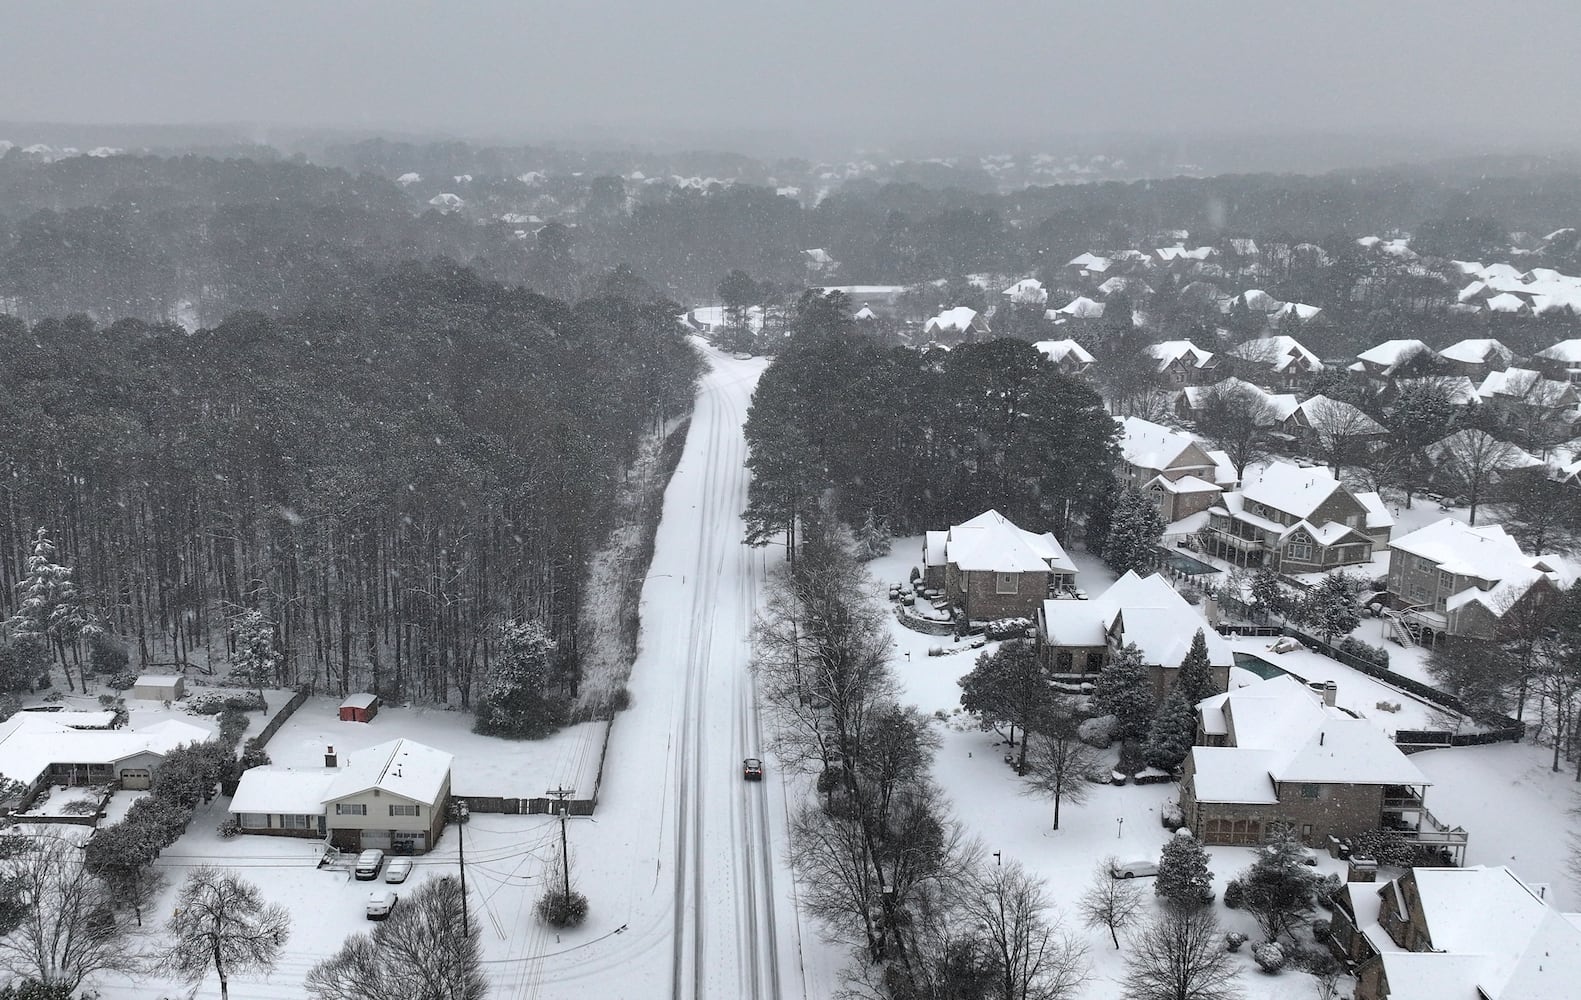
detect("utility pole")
(546, 786), (575, 898)
(451, 798), (470, 937)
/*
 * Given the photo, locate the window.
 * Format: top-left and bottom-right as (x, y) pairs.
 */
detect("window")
(1300, 783), (1320, 799)
(995, 572), (1018, 595)
(1438, 571), (1453, 592)
(389, 804), (419, 817)
(241, 813), (269, 829)
(335, 803), (367, 816)
(1085, 653), (1105, 673)
(1410, 584), (1427, 602)
(1286, 541), (1313, 562)
(282, 814), (314, 829)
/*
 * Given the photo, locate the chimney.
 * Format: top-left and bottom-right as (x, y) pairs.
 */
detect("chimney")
(1322, 680), (1338, 707)
(1347, 858), (1378, 883)
(325, 746), (337, 768)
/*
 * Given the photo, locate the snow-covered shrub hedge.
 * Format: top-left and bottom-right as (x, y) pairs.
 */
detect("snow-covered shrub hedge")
(983, 617), (1033, 641)
(106, 670), (137, 691)
(185, 691), (265, 715)
(1160, 801), (1185, 829)
(1338, 636), (1389, 668)
(1253, 942), (1286, 973)
(1078, 714), (1117, 749)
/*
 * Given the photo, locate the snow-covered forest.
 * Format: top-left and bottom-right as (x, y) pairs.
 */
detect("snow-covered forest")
(0, 263), (701, 702)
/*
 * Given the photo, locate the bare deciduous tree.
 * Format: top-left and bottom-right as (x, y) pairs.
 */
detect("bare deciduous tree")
(959, 862), (1088, 1000)
(1078, 857), (1144, 949)
(1427, 429), (1526, 525)
(0, 834), (137, 993)
(1193, 380), (1278, 473)
(1121, 906), (1243, 1000)
(1300, 395), (1383, 477)
(1021, 706), (1099, 830)
(306, 876), (485, 1000)
(165, 867), (290, 1000)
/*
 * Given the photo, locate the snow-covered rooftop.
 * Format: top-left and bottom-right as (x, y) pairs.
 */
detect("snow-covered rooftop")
(1389, 519), (1572, 609)
(1050, 296), (1105, 319)
(1438, 338), (1512, 366)
(942, 510), (1075, 575)
(925, 306), (979, 333)
(340, 693), (379, 710)
(0, 714), (212, 787)
(1147, 340), (1215, 372)
(1031, 339), (1095, 366)
(1230, 335), (1323, 372)
(1238, 461), (1347, 520)
(1357, 338), (1432, 373)
(1041, 571), (1231, 670)
(1116, 416), (1211, 474)
(229, 767), (339, 816)
(322, 738), (453, 806)
(1535, 338), (1581, 364)
(1290, 395), (1387, 436)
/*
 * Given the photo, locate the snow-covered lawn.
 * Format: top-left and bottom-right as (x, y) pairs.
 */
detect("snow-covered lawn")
(17, 783), (105, 819)
(263, 698), (607, 800)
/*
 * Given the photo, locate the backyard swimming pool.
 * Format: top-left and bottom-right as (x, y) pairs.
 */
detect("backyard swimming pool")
(1157, 549), (1221, 575)
(1233, 651), (1302, 681)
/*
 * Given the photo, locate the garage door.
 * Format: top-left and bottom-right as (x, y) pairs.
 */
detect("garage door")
(121, 768), (152, 790)
(359, 830), (393, 851)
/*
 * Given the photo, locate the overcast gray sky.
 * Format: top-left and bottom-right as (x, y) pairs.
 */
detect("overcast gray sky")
(4, 1), (1580, 152)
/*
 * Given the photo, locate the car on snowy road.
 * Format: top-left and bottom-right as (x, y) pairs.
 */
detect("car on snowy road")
(742, 758), (764, 781)
(1110, 860), (1159, 879)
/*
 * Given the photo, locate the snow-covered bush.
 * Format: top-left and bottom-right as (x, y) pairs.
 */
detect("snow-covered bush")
(217, 817), (241, 839)
(1078, 714), (1117, 749)
(185, 691), (265, 715)
(1338, 636), (1389, 668)
(1253, 941), (1286, 973)
(537, 888), (589, 927)
(983, 617), (1033, 641)
(1160, 800), (1185, 829)
(1310, 918), (1331, 941)
(1224, 931), (1248, 952)
(1223, 878), (1244, 909)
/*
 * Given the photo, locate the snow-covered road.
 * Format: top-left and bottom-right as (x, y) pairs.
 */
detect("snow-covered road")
(527, 342), (816, 1000)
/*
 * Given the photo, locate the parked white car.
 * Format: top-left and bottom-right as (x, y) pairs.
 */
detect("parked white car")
(384, 857), (413, 883)
(1111, 860), (1159, 879)
(366, 890), (398, 920)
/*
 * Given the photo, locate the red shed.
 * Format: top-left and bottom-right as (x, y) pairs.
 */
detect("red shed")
(339, 693), (380, 723)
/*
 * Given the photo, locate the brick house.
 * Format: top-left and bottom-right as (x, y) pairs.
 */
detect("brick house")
(1384, 517), (1573, 646)
(1533, 338), (1581, 383)
(1179, 676), (1462, 856)
(1435, 338), (1512, 378)
(1148, 340), (1220, 387)
(229, 738), (454, 855)
(1032, 338), (1095, 377)
(1329, 866), (1581, 1000)
(1116, 416), (1238, 521)
(1280, 395), (1389, 453)
(1036, 570), (1231, 698)
(1228, 334), (1326, 391)
(1176, 377), (1298, 426)
(922, 510), (1076, 622)
(1198, 462), (1392, 572)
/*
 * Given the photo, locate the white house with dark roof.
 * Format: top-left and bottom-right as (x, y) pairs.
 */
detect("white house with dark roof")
(1331, 865), (1581, 1000)
(1036, 570), (1231, 697)
(1199, 462), (1391, 572)
(229, 738), (454, 854)
(922, 510), (1076, 621)
(1115, 416), (1237, 520)
(1385, 518), (1573, 645)
(1180, 675), (1458, 854)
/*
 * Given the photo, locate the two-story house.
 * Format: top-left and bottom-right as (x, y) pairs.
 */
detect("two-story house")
(1329, 866), (1581, 1000)
(1384, 518), (1572, 646)
(1435, 338), (1512, 378)
(923, 306), (990, 346)
(1148, 340), (1220, 387)
(1354, 339), (1433, 384)
(1476, 366), (1581, 426)
(1116, 416), (1238, 521)
(1198, 462), (1392, 573)
(1281, 395), (1389, 454)
(1176, 378), (1298, 426)
(1036, 570), (1232, 698)
(230, 738), (454, 854)
(921, 510), (1077, 622)
(1227, 335), (1326, 390)
(1180, 675), (1462, 856)
(1533, 338), (1581, 383)
(1032, 338), (1096, 377)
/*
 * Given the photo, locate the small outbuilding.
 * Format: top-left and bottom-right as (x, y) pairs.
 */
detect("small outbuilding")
(131, 674), (185, 701)
(339, 693), (381, 723)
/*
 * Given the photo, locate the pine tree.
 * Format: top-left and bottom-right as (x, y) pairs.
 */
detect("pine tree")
(1175, 629), (1216, 702)
(474, 620), (564, 739)
(1299, 573), (1361, 643)
(1093, 642), (1155, 744)
(4, 527), (97, 691)
(1248, 568), (1287, 620)
(852, 510), (891, 561)
(1155, 832), (1214, 908)
(228, 610), (277, 708)
(1239, 834), (1324, 943)
(1102, 486), (1165, 577)
(1143, 688), (1196, 771)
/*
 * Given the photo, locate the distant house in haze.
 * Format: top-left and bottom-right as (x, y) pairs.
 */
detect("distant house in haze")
(1033, 339), (1096, 377)
(1229, 335), (1325, 390)
(1436, 338), (1512, 378)
(1148, 340), (1220, 387)
(923, 307), (989, 345)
